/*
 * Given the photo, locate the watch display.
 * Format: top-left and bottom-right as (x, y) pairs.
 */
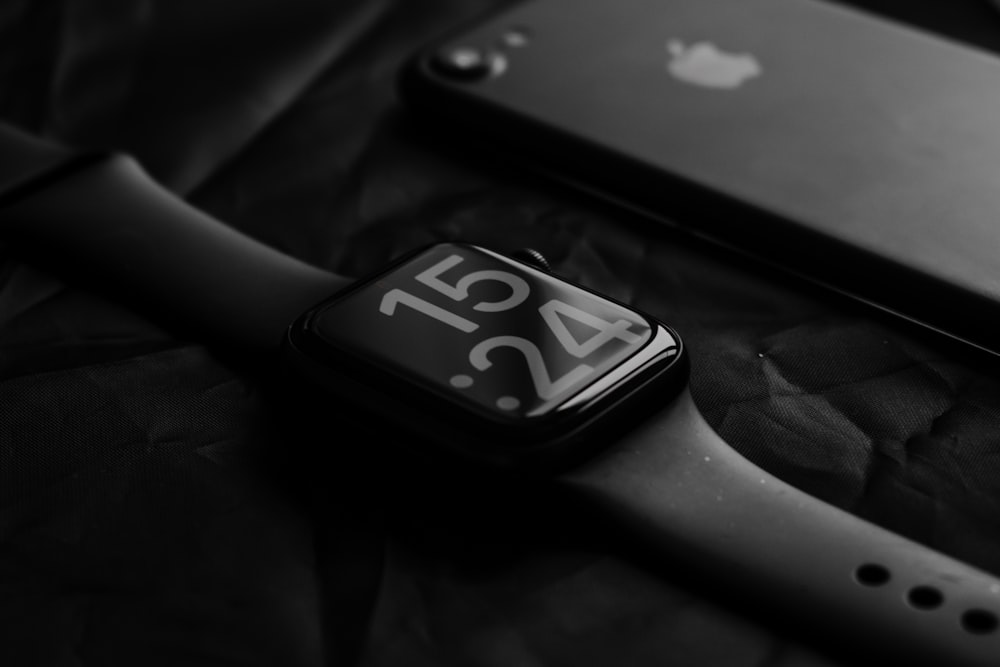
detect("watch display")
(285, 243), (686, 467)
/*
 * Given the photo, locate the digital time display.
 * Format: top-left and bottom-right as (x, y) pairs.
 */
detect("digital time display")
(310, 244), (664, 421)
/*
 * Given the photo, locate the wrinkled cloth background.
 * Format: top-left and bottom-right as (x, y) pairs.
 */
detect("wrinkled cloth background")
(3, 1), (1000, 665)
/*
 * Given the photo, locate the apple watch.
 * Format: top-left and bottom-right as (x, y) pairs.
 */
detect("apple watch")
(2, 125), (999, 666)
(283, 242), (686, 472)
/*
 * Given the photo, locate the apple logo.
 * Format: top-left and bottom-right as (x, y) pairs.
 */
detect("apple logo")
(666, 39), (761, 89)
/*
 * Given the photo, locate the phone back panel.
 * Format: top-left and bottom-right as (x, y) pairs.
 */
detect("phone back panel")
(402, 0), (1000, 353)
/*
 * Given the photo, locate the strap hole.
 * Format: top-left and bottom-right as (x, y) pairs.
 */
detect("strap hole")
(855, 563), (891, 586)
(962, 609), (999, 635)
(907, 586), (944, 610)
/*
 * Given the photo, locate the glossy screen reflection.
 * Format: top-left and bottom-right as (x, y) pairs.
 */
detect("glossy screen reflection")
(312, 245), (653, 420)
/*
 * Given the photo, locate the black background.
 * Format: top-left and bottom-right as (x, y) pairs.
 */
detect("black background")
(3, 1), (1000, 666)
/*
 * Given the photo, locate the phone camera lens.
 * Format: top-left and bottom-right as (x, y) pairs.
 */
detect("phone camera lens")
(431, 46), (506, 82)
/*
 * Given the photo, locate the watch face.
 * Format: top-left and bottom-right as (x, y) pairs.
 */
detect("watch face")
(288, 243), (685, 465)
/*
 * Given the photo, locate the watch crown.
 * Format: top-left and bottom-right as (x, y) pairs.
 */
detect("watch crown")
(513, 248), (551, 272)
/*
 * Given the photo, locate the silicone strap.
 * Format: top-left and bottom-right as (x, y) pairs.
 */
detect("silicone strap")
(0, 148), (348, 349)
(560, 389), (1000, 666)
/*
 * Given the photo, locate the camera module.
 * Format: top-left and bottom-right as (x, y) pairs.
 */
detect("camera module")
(431, 46), (507, 82)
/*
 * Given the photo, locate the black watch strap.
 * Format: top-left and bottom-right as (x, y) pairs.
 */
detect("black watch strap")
(560, 389), (1000, 666)
(0, 125), (347, 349)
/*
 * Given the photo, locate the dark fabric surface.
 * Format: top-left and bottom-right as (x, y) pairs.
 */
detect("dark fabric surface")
(3, 1), (1000, 665)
